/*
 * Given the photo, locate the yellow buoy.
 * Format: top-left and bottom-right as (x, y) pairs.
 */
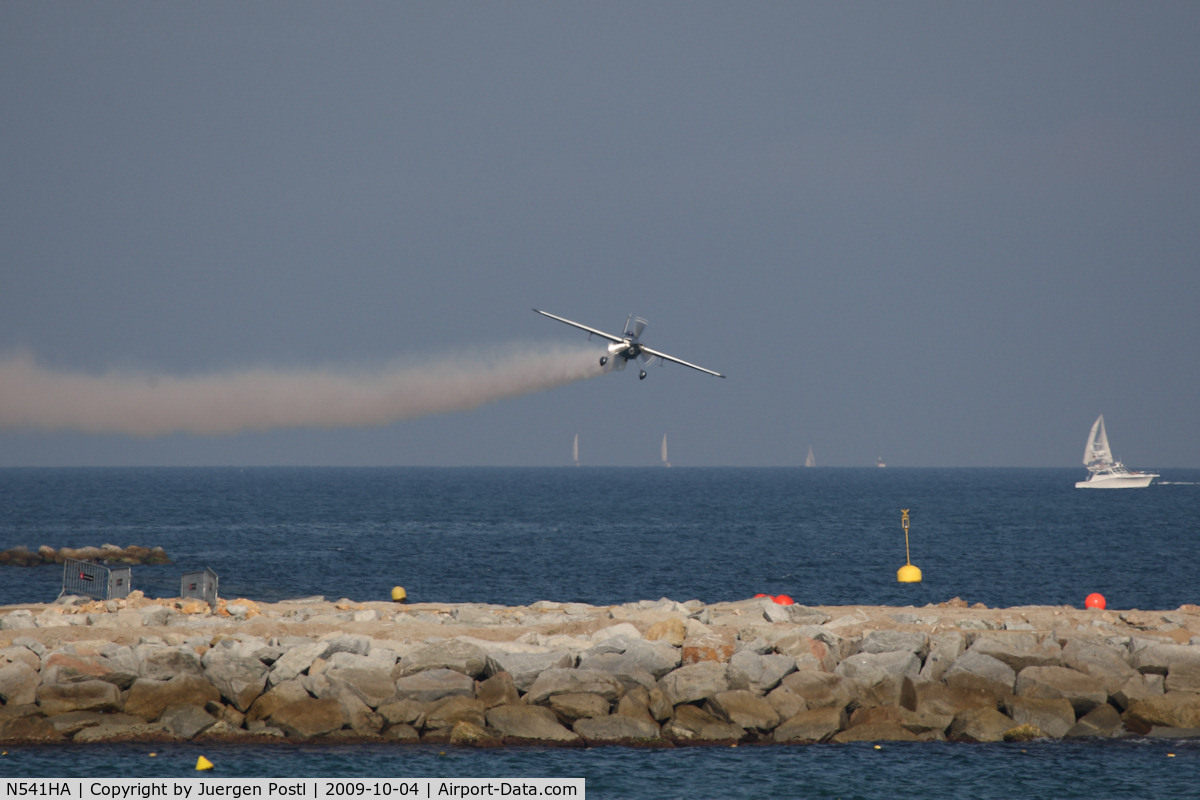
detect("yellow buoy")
(391, 586), (407, 603)
(897, 509), (922, 583)
(195, 756), (214, 771)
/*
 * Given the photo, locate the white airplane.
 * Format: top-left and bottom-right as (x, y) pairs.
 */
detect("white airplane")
(534, 308), (726, 379)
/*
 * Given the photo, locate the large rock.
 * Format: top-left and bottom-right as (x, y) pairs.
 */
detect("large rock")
(727, 651), (795, 694)
(484, 651), (574, 692)
(246, 679), (311, 722)
(424, 697), (487, 732)
(1066, 704), (1124, 738)
(36, 680), (121, 715)
(681, 628), (736, 664)
(773, 706), (846, 743)
(1015, 666), (1107, 715)
(661, 704), (744, 742)
(40, 646), (139, 689)
(269, 697), (348, 738)
(832, 722), (919, 743)
(399, 640), (488, 678)
(137, 645), (204, 681)
(772, 634), (839, 672)
(948, 707), (1016, 743)
(1122, 692), (1200, 734)
(835, 651), (920, 707)
(861, 630), (929, 657)
(475, 671), (521, 710)
(579, 640), (680, 680)
(268, 642), (331, 685)
(944, 651), (1016, 699)
(548, 692), (611, 724)
(1061, 639), (1140, 694)
(658, 662), (729, 705)
(969, 633), (1062, 672)
(705, 689), (780, 732)
(201, 646), (269, 712)
(779, 670), (858, 710)
(574, 714), (660, 742)
(1003, 695), (1076, 739)
(0, 660), (40, 706)
(901, 676), (997, 718)
(393, 668), (475, 704)
(124, 675), (221, 721)
(159, 704), (218, 739)
(1131, 642), (1200, 676)
(485, 704), (580, 742)
(323, 667), (397, 709)
(526, 668), (624, 706)
(919, 632), (966, 682)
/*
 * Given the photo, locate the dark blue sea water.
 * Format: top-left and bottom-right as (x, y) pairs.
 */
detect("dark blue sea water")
(2, 467), (1199, 797)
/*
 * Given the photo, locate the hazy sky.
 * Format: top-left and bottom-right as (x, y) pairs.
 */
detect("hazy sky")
(2, 2), (1197, 468)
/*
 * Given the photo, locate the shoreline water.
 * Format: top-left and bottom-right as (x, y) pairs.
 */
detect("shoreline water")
(3, 593), (1199, 747)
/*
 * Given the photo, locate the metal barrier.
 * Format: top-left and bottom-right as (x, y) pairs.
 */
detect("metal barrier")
(181, 567), (219, 608)
(61, 558), (132, 600)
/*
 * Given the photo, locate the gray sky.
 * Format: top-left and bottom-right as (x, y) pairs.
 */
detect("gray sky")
(2, 2), (1197, 468)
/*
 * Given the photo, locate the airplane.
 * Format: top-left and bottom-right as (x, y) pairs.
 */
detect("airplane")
(533, 308), (725, 379)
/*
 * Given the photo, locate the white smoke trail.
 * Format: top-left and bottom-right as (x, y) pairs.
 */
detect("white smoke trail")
(0, 344), (608, 437)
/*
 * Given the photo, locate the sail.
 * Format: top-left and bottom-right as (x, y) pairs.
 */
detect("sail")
(572, 434), (579, 466)
(805, 446), (815, 467)
(661, 434), (670, 467)
(1083, 415), (1113, 470)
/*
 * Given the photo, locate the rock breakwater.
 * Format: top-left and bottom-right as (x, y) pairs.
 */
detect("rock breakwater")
(3, 593), (1200, 746)
(0, 544), (170, 567)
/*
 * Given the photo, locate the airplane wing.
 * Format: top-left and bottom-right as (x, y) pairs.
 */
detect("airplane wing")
(532, 309), (626, 344)
(640, 345), (726, 378)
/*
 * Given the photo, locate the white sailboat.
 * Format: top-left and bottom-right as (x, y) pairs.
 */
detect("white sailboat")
(1075, 414), (1157, 489)
(572, 434), (580, 467)
(805, 445), (815, 468)
(661, 434), (671, 468)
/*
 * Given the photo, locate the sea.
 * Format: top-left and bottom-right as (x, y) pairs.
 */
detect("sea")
(2, 466), (1199, 798)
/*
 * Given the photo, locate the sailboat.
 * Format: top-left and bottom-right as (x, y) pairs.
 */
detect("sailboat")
(572, 434), (580, 467)
(1075, 414), (1157, 489)
(661, 434), (671, 468)
(805, 445), (815, 468)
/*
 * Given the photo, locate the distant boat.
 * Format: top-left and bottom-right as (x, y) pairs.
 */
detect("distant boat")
(572, 434), (580, 467)
(661, 434), (671, 468)
(805, 445), (815, 468)
(876, 455), (887, 468)
(1075, 414), (1157, 489)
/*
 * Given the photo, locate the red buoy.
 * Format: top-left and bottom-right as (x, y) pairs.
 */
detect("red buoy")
(1085, 592), (1106, 610)
(773, 594), (795, 605)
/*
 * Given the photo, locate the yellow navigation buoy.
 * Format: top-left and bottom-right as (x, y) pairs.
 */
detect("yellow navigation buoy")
(391, 586), (408, 603)
(897, 509), (922, 583)
(195, 756), (214, 771)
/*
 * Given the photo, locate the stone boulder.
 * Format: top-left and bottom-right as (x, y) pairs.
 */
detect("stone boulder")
(705, 689), (780, 732)
(773, 706), (846, 743)
(574, 714), (660, 742)
(137, 645), (204, 681)
(201, 646), (269, 712)
(726, 651), (795, 695)
(832, 722), (919, 743)
(779, 670), (857, 710)
(485, 704), (580, 742)
(1122, 692), (1200, 734)
(944, 651), (1016, 699)
(548, 692), (611, 724)
(269, 697), (348, 738)
(661, 704), (744, 742)
(246, 679), (311, 722)
(484, 651), (574, 692)
(268, 642), (331, 685)
(1066, 704), (1124, 738)
(394, 668), (475, 705)
(124, 675), (221, 721)
(948, 707), (1016, 743)
(835, 651), (920, 707)
(399, 640), (488, 678)
(526, 668), (624, 706)
(658, 662), (729, 705)
(159, 704), (218, 739)
(36, 680), (121, 715)
(0, 660), (40, 706)
(1015, 666), (1107, 715)
(1003, 695), (1076, 739)
(969, 633), (1062, 672)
